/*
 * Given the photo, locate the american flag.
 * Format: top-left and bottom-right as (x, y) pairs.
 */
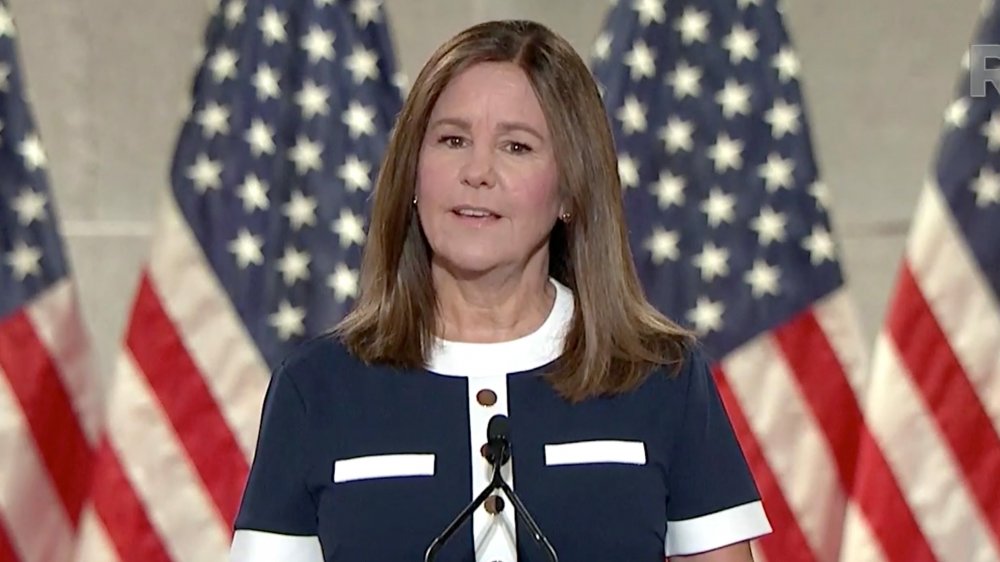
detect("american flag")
(0, 1), (101, 561)
(839, 3), (1000, 561)
(590, 1), (899, 561)
(73, 0), (402, 560)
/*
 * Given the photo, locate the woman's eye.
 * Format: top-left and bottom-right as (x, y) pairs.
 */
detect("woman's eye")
(506, 141), (532, 154)
(438, 135), (465, 148)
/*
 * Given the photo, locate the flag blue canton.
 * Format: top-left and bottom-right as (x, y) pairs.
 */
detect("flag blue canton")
(169, 0), (403, 369)
(0, 0), (72, 319)
(931, 1), (1000, 301)
(591, 0), (844, 357)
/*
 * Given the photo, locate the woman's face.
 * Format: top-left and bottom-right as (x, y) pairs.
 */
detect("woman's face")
(415, 61), (563, 278)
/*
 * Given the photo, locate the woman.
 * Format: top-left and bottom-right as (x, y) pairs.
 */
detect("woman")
(230, 19), (771, 562)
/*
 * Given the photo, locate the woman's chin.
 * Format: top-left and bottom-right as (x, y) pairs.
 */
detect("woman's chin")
(432, 252), (510, 278)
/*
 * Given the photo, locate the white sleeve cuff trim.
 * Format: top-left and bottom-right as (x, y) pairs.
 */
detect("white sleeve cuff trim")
(665, 500), (772, 556)
(230, 530), (323, 562)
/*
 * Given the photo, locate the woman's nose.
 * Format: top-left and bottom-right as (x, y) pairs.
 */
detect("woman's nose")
(460, 144), (497, 188)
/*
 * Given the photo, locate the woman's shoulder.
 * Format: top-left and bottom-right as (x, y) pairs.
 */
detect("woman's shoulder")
(635, 340), (716, 397)
(271, 333), (365, 387)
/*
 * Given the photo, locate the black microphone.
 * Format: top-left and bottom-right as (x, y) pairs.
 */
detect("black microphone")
(487, 413), (511, 466)
(484, 415), (558, 562)
(424, 414), (559, 562)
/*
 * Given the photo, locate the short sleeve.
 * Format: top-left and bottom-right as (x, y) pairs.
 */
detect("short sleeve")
(664, 349), (772, 556)
(229, 362), (323, 562)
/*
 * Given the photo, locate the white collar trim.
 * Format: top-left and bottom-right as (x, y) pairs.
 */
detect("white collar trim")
(425, 278), (574, 377)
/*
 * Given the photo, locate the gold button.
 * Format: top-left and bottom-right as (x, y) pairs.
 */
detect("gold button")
(484, 495), (505, 514)
(476, 389), (497, 406)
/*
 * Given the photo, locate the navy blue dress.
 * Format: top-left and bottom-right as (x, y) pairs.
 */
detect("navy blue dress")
(229, 279), (771, 561)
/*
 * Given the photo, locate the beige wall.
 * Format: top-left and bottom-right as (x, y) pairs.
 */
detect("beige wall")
(6, 0), (985, 378)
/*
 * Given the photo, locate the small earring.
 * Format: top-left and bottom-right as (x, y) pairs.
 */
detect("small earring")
(560, 212), (571, 222)
(412, 196), (418, 205)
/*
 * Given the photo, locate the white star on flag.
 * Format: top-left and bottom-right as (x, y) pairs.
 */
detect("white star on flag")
(237, 174), (270, 212)
(0, 5), (15, 39)
(651, 170), (685, 209)
(708, 133), (744, 172)
(659, 117), (695, 153)
(686, 296), (724, 334)
(338, 155), (371, 191)
(209, 48), (239, 82)
(345, 46), (379, 84)
(801, 226), (836, 265)
(772, 46), (800, 82)
(224, 0), (246, 27)
(5, 241), (42, 280)
(616, 96), (647, 135)
(645, 227), (680, 264)
(809, 181), (831, 209)
(352, 0), (382, 27)
(283, 190), (318, 230)
(693, 242), (730, 281)
(981, 112), (1000, 151)
(276, 247), (311, 285)
(11, 187), (48, 225)
(758, 152), (795, 191)
(0, 64), (11, 92)
(186, 153), (223, 193)
(623, 40), (656, 80)
(617, 154), (640, 188)
(19, 133), (47, 171)
(749, 207), (788, 246)
(296, 80), (331, 119)
(592, 32), (612, 62)
(327, 263), (360, 302)
(765, 99), (801, 139)
(268, 300), (306, 341)
(332, 208), (366, 248)
(343, 100), (376, 138)
(301, 25), (336, 63)
(676, 7), (710, 45)
(723, 24), (758, 63)
(716, 79), (752, 119)
(245, 118), (277, 156)
(289, 136), (324, 175)
(196, 102), (231, 138)
(252, 64), (281, 100)
(259, 7), (288, 45)
(971, 165), (1000, 207)
(228, 228), (264, 268)
(944, 97), (970, 129)
(633, 0), (666, 26)
(668, 61), (702, 99)
(745, 259), (781, 298)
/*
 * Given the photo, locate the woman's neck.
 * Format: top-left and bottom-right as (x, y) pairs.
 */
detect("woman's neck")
(431, 264), (555, 344)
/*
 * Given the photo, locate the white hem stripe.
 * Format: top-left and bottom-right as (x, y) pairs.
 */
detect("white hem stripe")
(230, 530), (323, 562)
(665, 501), (772, 556)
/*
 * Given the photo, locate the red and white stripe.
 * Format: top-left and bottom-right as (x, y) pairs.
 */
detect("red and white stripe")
(714, 291), (852, 562)
(713, 285), (943, 562)
(0, 280), (100, 562)
(74, 196), (271, 562)
(841, 181), (1000, 562)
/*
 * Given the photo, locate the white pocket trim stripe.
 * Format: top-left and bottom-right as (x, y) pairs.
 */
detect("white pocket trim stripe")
(544, 440), (647, 466)
(333, 453), (435, 483)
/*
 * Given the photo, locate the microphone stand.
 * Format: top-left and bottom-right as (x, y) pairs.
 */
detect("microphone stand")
(424, 443), (559, 562)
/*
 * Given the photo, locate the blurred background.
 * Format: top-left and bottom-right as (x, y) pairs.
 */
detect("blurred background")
(10, 0), (982, 378)
(3, 1), (998, 562)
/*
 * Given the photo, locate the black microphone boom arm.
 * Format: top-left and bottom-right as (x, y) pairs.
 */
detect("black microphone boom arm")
(424, 415), (559, 561)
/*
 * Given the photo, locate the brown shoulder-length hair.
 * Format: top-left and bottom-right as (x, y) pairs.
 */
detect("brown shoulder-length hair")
(334, 19), (695, 402)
